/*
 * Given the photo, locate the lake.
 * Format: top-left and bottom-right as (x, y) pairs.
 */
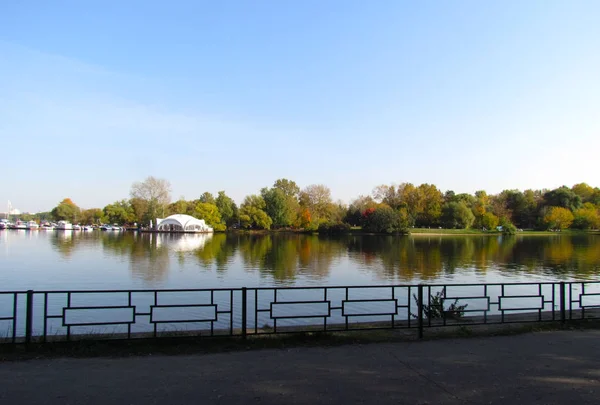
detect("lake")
(1, 230), (600, 291)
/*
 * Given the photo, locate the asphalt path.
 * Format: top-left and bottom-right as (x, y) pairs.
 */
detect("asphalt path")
(1, 330), (598, 404)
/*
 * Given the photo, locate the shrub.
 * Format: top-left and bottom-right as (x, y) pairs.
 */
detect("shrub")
(317, 222), (351, 234)
(411, 290), (468, 319)
(362, 206), (409, 234)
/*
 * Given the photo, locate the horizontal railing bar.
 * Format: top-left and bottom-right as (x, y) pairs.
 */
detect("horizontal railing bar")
(344, 313), (398, 317)
(271, 300), (330, 305)
(272, 315), (330, 319)
(64, 305), (134, 310)
(150, 304), (216, 308)
(9, 288), (244, 294)
(65, 321), (135, 327)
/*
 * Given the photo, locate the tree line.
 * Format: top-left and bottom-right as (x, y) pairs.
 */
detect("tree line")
(41, 177), (600, 233)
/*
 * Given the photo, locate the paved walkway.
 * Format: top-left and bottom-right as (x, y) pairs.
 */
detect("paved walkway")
(1, 330), (599, 404)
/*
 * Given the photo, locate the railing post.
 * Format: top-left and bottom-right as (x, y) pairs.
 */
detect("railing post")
(417, 284), (424, 339)
(241, 287), (247, 339)
(25, 290), (34, 344)
(559, 282), (566, 325)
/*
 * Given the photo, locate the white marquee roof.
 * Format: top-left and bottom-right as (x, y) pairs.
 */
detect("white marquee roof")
(156, 214), (209, 229)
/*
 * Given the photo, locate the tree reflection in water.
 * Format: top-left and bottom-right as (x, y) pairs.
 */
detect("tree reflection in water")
(46, 231), (600, 284)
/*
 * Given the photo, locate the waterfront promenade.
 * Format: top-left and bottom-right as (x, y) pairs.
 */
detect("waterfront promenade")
(0, 330), (598, 404)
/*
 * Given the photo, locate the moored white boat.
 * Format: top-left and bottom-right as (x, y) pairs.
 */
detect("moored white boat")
(83, 225), (94, 231)
(26, 221), (39, 230)
(100, 225), (112, 231)
(56, 220), (73, 230)
(40, 224), (55, 230)
(14, 220), (27, 230)
(72, 224), (82, 231)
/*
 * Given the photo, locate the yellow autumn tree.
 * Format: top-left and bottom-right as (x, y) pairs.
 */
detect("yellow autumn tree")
(572, 203), (600, 229)
(543, 207), (574, 230)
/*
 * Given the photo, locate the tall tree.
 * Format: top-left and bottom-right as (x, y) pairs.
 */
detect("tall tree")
(261, 187), (296, 228)
(130, 197), (149, 224)
(261, 180), (300, 228)
(51, 198), (81, 223)
(572, 203), (600, 229)
(272, 178), (300, 199)
(571, 183), (595, 203)
(80, 208), (104, 225)
(441, 202), (475, 229)
(130, 176), (172, 222)
(543, 186), (582, 212)
(167, 199), (189, 216)
(417, 183), (444, 226)
(239, 195), (272, 229)
(103, 200), (135, 225)
(543, 206), (574, 230)
(192, 202), (225, 231)
(215, 191), (238, 227)
(299, 184), (334, 226)
(199, 192), (216, 205)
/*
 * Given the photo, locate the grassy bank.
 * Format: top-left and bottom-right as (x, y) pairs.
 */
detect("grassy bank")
(411, 228), (599, 236)
(226, 228), (599, 236)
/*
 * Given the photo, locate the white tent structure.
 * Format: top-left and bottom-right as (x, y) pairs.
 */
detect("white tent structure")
(154, 214), (214, 233)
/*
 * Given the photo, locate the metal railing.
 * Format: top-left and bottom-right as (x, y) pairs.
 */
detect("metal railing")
(1, 281), (599, 344)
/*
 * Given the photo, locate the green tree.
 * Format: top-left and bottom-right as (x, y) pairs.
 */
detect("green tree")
(544, 206), (574, 230)
(239, 195), (272, 229)
(399, 183), (420, 224)
(215, 191), (238, 227)
(199, 192), (216, 205)
(273, 178), (300, 199)
(103, 200), (135, 225)
(130, 197), (149, 224)
(167, 199), (189, 216)
(543, 186), (582, 212)
(80, 208), (104, 225)
(192, 202), (226, 231)
(417, 183), (444, 227)
(261, 187), (297, 228)
(572, 183), (595, 203)
(51, 198), (81, 223)
(441, 202), (475, 229)
(362, 206), (409, 234)
(481, 212), (499, 230)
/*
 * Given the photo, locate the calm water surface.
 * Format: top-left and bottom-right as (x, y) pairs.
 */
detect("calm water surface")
(2, 231), (600, 291)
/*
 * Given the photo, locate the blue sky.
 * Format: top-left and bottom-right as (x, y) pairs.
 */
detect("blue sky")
(1, 1), (599, 212)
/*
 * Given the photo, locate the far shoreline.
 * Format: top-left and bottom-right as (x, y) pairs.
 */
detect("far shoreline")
(223, 228), (599, 236)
